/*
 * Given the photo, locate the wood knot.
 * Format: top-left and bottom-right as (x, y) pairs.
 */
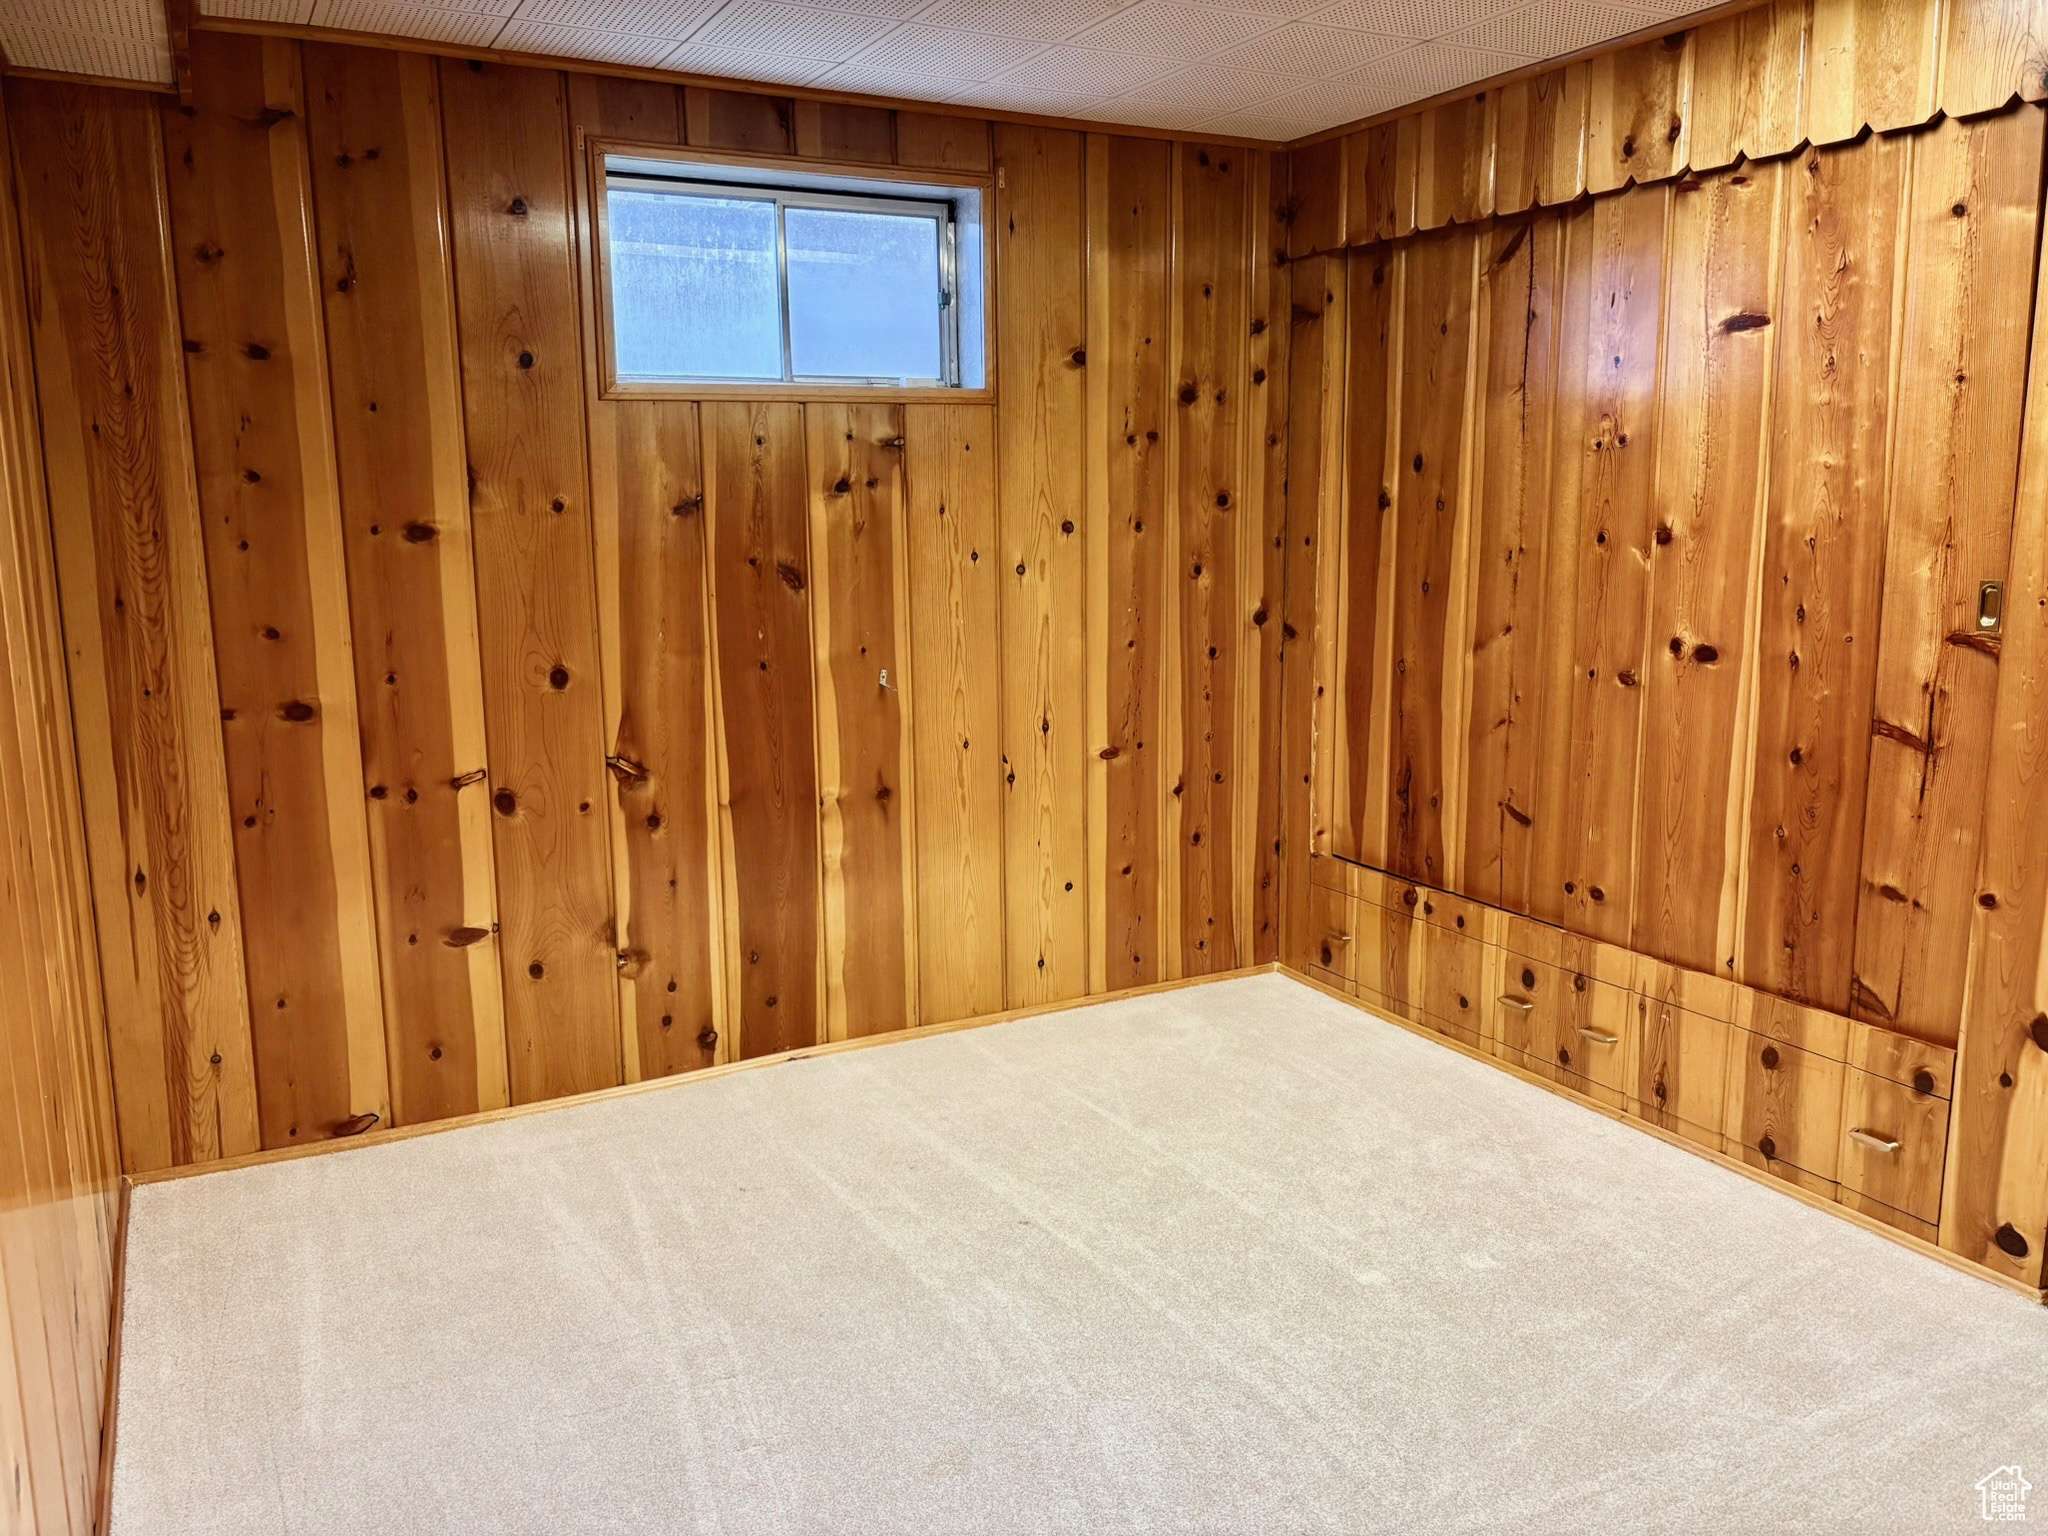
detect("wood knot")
(492, 788), (517, 817)
(279, 699), (317, 723)
(1760, 1045), (1780, 1070)
(334, 1112), (379, 1138)
(1995, 1223), (2030, 1259)
(698, 1026), (719, 1051)
(445, 927), (490, 948)
(776, 561), (806, 592)
(401, 521), (437, 542)
(1758, 1134), (1776, 1159)
(1912, 1068), (1936, 1095)
(2030, 1014), (2048, 1054)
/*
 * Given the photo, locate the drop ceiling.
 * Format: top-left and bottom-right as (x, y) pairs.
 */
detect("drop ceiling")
(2, 0), (1720, 140)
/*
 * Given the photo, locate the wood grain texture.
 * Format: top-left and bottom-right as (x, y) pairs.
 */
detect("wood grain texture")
(0, 80), (122, 1535)
(1688, 0), (1810, 170)
(1379, 227), (1480, 889)
(1941, 0), (2048, 117)
(1244, 149), (1290, 967)
(1943, 112), (2048, 1291)
(305, 42), (508, 1125)
(903, 405), (1004, 1023)
(441, 59), (621, 1102)
(10, 77), (259, 1172)
(1174, 143), (1250, 974)
(1412, 94), (1493, 229)
(792, 99), (893, 163)
(1850, 108), (2043, 1047)
(163, 31), (390, 1149)
(1740, 132), (1907, 1012)
(1462, 215), (1563, 909)
(684, 86), (791, 154)
(1631, 162), (1782, 977)
(1586, 34), (1691, 195)
(893, 112), (990, 172)
(807, 402), (916, 1040)
(1329, 246), (1394, 876)
(995, 124), (1090, 1004)
(1808, 0), (1941, 143)
(703, 401), (822, 1058)
(1492, 66), (1589, 219)
(1547, 188), (1669, 944)
(595, 401), (725, 1075)
(1091, 134), (1173, 989)
(566, 72), (725, 1085)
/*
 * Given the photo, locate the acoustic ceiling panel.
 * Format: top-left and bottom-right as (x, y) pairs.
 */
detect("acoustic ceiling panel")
(23, 0), (1713, 139)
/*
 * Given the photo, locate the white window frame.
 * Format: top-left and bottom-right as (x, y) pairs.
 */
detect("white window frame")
(605, 169), (964, 390)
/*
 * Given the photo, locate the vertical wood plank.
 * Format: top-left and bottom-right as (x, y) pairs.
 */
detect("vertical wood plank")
(1587, 34), (1692, 195)
(903, 405), (1004, 1023)
(1493, 65), (1590, 217)
(1940, 0), (2048, 117)
(1851, 108), (2044, 1046)
(10, 78), (259, 1171)
(1175, 142), (1249, 974)
(1246, 149), (1291, 966)
(1632, 163), (1783, 977)
(995, 124), (1089, 1004)
(1328, 246), (1395, 868)
(305, 43), (508, 1124)
(567, 73), (726, 1085)
(1688, 0), (1811, 170)
(1808, 0), (1942, 143)
(0, 78), (121, 1536)
(1942, 152), (2048, 1284)
(1412, 94), (1494, 230)
(1463, 214), (1565, 908)
(1091, 135), (1172, 990)
(597, 402), (725, 1076)
(1546, 187), (1669, 944)
(164, 31), (390, 1148)
(806, 402), (916, 1040)
(1381, 227), (1480, 888)
(440, 60), (621, 1102)
(703, 401), (822, 1058)
(1343, 123), (1403, 246)
(1285, 134), (1343, 260)
(1741, 132), (1909, 1011)
(1278, 244), (1343, 969)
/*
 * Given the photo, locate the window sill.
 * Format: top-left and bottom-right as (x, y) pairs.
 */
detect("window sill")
(601, 380), (995, 405)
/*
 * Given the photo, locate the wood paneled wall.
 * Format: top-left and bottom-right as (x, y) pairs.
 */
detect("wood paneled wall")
(1286, 15), (2048, 1289)
(0, 83), (123, 1536)
(1286, 0), (2048, 257)
(3, 33), (1289, 1175)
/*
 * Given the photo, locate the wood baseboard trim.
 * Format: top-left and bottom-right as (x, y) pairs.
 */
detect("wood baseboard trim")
(133, 964), (1285, 1186)
(1281, 964), (2048, 1307)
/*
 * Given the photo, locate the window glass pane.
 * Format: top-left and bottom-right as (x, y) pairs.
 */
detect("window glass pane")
(609, 189), (781, 380)
(785, 207), (943, 381)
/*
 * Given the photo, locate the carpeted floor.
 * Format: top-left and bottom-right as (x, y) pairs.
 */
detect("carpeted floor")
(113, 973), (2048, 1534)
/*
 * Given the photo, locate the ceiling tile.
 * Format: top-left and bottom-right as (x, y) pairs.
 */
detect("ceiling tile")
(200, 0), (315, 17)
(990, 43), (1174, 93)
(1070, 1), (1277, 61)
(943, 78), (1105, 111)
(850, 23), (1047, 77)
(694, 0), (898, 56)
(1303, 0), (1500, 38)
(1111, 60), (1293, 106)
(509, 0), (721, 35)
(911, 0), (1130, 42)
(494, 16), (684, 57)
(662, 39), (834, 79)
(1447, 0), (1645, 59)
(0, 20), (170, 78)
(1209, 21), (1403, 75)
(810, 59), (981, 96)
(310, 0), (514, 39)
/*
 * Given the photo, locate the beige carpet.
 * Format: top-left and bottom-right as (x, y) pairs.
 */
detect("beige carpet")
(114, 973), (2048, 1534)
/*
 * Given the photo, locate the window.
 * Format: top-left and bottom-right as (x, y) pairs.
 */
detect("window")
(603, 156), (986, 390)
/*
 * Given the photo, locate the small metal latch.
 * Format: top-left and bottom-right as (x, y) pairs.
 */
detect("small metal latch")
(1980, 580), (2005, 634)
(879, 668), (896, 691)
